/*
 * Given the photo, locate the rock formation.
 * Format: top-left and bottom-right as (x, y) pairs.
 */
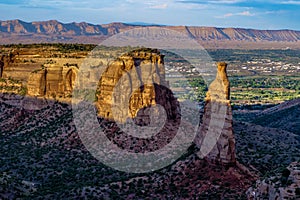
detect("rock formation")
(27, 65), (77, 98)
(97, 55), (236, 163)
(1, 50), (44, 83)
(195, 62), (236, 165)
(96, 49), (179, 123)
(27, 70), (47, 96)
(0, 51), (16, 78)
(247, 162), (300, 199)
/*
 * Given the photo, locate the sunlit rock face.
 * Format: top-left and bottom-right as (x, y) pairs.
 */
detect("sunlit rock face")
(27, 65), (77, 98)
(195, 62), (236, 165)
(96, 49), (179, 124)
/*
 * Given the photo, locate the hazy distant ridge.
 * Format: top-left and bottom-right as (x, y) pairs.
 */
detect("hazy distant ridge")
(1, 19), (300, 44)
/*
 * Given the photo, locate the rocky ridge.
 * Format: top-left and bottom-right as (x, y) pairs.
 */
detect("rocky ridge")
(1, 20), (300, 48)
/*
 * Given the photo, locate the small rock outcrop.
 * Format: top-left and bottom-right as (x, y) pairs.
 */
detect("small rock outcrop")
(96, 49), (179, 123)
(247, 162), (300, 199)
(195, 62), (236, 165)
(0, 52), (16, 78)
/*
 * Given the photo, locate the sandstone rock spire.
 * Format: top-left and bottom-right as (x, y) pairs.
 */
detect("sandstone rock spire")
(195, 62), (236, 165)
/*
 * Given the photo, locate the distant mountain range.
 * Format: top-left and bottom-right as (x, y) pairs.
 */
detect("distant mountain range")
(1, 19), (300, 49)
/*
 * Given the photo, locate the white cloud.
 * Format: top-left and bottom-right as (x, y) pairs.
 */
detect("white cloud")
(209, 0), (245, 4)
(27, 0), (93, 9)
(216, 10), (255, 18)
(149, 3), (168, 9)
(182, 4), (207, 9)
(175, 0), (246, 5)
(280, 1), (300, 5)
(238, 11), (254, 16)
(224, 13), (234, 17)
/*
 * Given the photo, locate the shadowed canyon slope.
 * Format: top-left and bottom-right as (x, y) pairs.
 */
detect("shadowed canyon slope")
(1, 20), (300, 49)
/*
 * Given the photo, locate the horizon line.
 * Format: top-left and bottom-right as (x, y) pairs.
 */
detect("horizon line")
(1, 19), (300, 32)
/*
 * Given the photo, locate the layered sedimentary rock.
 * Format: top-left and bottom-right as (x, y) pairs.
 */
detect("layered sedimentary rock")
(27, 65), (77, 98)
(0, 50), (44, 83)
(96, 49), (179, 123)
(195, 62), (236, 165)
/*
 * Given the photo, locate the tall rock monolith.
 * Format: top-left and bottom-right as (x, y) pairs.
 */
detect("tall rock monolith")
(195, 62), (236, 165)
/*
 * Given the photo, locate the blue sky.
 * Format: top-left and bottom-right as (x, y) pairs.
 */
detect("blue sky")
(0, 0), (300, 30)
